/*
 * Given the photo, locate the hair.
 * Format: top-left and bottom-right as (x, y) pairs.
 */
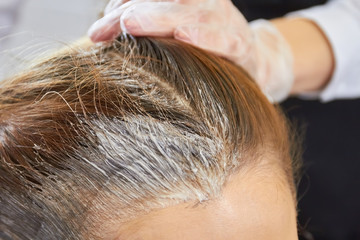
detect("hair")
(0, 36), (300, 239)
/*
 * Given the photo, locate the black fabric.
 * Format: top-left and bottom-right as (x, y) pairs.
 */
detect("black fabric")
(232, 0), (327, 21)
(230, 1), (360, 240)
(282, 98), (360, 240)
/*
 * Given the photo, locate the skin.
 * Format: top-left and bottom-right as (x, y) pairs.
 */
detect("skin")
(114, 166), (298, 240)
(272, 18), (335, 95)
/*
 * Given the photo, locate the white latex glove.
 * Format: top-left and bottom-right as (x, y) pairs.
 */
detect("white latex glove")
(88, 0), (294, 102)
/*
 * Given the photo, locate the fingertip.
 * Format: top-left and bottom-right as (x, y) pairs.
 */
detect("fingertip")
(121, 17), (142, 35)
(88, 22), (102, 42)
(121, 15), (173, 37)
(174, 28), (192, 43)
(88, 18), (123, 42)
(89, 29), (121, 42)
(88, 31), (107, 43)
(175, 26), (200, 46)
(105, 0), (130, 15)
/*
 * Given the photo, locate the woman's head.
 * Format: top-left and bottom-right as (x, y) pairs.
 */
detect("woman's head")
(0, 36), (300, 239)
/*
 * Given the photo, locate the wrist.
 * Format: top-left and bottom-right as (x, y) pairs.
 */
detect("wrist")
(271, 18), (335, 95)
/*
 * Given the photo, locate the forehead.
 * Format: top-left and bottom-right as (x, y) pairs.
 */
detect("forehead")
(114, 168), (298, 240)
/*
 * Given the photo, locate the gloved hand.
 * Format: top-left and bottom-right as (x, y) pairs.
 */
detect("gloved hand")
(88, 0), (294, 102)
